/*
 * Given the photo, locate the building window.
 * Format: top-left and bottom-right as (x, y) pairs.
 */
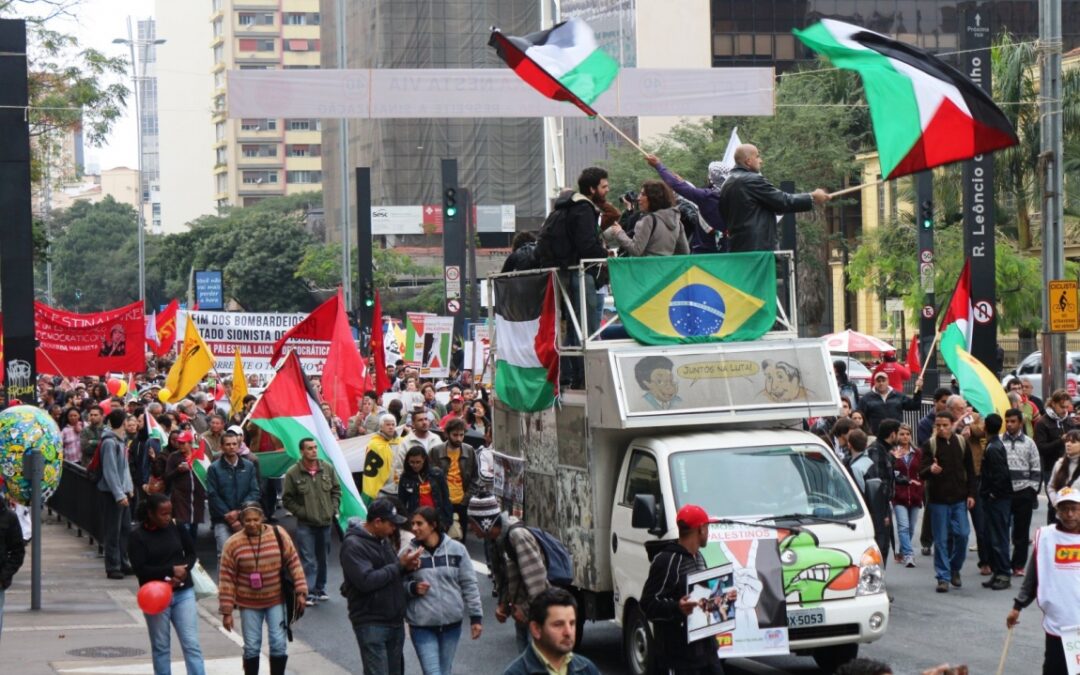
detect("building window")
(284, 39), (320, 51)
(239, 118), (277, 132)
(286, 170), (322, 184)
(259, 12), (275, 25)
(242, 144), (278, 157)
(214, 71), (225, 89)
(212, 19), (223, 37)
(240, 38), (276, 52)
(286, 144), (321, 157)
(215, 122), (226, 141)
(242, 170), (278, 184)
(284, 12), (319, 25)
(213, 44), (224, 64)
(287, 119), (319, 131)
(215, 147), (227, 164)
(215, 174), (227, 193)
(238, 12), (255, 25)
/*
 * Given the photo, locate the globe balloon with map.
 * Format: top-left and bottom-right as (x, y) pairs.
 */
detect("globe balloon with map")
(0, 405), (64, 505)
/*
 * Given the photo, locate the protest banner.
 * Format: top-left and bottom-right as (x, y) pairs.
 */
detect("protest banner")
(34, 301), (146, 376)
(179, 311), (330, 377)
(404, 313), (453, 377)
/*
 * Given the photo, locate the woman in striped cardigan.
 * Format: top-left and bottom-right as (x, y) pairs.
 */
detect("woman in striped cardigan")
(219, 503), (307, 675)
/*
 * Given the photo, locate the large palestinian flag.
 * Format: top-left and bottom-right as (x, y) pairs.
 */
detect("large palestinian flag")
(494, 272), (559, 412)
(939, 260), (1010, 417)
(489, 18), (618, 116)
(794, 19), (1018, 179)
(249, 351), (366, 528)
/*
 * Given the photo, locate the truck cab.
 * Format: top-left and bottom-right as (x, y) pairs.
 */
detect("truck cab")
(490, 254), (888, 673)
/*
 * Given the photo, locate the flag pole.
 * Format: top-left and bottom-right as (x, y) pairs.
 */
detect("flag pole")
(592, 111), (650, 157)
(828, 177), (886, 199)
(917, 260), (970, 381)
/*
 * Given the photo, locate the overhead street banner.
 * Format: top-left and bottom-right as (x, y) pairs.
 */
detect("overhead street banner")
(227, 67), (775, 119)
(178, 311), (330, 378)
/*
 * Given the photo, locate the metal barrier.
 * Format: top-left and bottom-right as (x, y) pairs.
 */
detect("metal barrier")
(46, 460), (104, 552)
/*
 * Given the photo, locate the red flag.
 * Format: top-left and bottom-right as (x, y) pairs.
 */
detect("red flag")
(907, 332), (921, 374)
(370, 290), (391, 396)
(152, 300), (180, 357)
(270, 293), (342, 365)
(320, 290), (367, 424)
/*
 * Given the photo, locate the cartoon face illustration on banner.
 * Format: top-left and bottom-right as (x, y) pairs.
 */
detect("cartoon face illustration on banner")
(778, 530), (858, 604)
(634, 355), (682, 411)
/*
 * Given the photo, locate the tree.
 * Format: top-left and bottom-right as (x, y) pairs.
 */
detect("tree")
(295, 244), (438, 293)
(48, 196), (140, 310)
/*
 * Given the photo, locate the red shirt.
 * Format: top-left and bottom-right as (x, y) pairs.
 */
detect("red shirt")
(418, 480), (435, 508)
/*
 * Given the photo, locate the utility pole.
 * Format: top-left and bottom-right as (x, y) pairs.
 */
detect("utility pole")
(1040, 0), (1066, 397)
(336, 2), (352, 309)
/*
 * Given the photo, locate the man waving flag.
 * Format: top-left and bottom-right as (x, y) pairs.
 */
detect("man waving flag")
(794, 19), (1017, 179)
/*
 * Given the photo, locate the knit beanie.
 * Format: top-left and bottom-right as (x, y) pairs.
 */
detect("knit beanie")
(467, 493), (501, 532)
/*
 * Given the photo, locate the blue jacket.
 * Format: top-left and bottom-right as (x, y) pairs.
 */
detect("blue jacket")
(206, 455), (260, 523)
(502, 646), (600, 675)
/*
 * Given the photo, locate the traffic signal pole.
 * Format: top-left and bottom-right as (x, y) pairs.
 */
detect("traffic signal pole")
(917, 171), (939, 393)
(442, 159), (466, 340)
(1040, 0), (1066, 397)
(356, 167), (374, 344)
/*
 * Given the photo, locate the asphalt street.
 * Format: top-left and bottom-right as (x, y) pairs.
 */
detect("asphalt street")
(198, 503), (1052, 675)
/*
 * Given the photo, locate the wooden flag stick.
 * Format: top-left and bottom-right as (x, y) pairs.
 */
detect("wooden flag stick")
(995, 626), (1014, 675)
(828, 177), (886, 199)
(593, 111), (650, 157)
(919, 330), (943, 381)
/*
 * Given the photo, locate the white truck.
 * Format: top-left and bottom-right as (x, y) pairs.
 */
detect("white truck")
(490, 256), (889, 673)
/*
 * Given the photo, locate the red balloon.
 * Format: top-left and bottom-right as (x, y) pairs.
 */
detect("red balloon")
(99, 399), (112, 415)
(137, 580), (173, 615)
(106, 378), (122, 396)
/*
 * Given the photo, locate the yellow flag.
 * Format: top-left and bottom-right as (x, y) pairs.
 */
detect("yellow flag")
(163, 319), (215, 402)
(230, 348), (248, 415)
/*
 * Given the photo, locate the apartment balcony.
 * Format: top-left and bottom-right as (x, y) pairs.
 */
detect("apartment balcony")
(237, 154), (284, 168)
(284, 155), (321, 171)
(233, 1), (278, 9)
(284, 129), (320, 144)
(282, 50), (320, 68)
(281, 25), (320, 40)
(210, 35), (224, 48)
(236, 128), (283, 142)
(235, 23), (280, 36)
(238, 181), (285, 194)
(283, 0), (320, 12)
(213, 163), (229, 175)
(286, 182), (322, 196)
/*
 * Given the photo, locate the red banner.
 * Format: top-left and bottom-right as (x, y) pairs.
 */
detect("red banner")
(34, 301), (146, 376)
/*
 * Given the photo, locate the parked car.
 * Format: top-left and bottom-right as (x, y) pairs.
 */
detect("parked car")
(1001, 351), (1080, 402)
(832, 356), (873, 398)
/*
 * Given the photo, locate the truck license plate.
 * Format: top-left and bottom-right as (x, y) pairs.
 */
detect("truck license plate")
(787, 608), (826, 628)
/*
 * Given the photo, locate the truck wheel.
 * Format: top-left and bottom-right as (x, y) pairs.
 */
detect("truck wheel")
(623, 605), (655, 675)
(811, 643), (859, 673)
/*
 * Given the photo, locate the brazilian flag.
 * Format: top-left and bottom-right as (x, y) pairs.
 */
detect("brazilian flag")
(608, 253), (776, 345)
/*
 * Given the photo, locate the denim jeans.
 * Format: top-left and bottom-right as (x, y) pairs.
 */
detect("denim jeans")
(354, 623), (405, 675)
(410, 623), (462, 675)
(144, 587), (205, 675)
(971, 493), (989, 566)
(929, 502), (970, 582)
(240, 604), (287, 660)
(293, 523), (331, 594)
(984, 497), (1013, 577)
(1011, 488), (1037, 570)
(213, 523), (233, 558)
(893, 504), (921, 558)
(102, 495), (131, 573)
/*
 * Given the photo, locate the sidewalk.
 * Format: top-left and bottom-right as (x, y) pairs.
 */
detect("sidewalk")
(2, 511), (347, 674)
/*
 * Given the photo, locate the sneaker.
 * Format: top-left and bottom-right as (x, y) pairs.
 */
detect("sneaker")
(106, 571), (125, 580)
(315, 591), (330, 602)
(904, 556), (916, 568)
(936, 580), (949, 593)
(305, 596), (317, 607)
(990, 576), (1012, 591)
(922, 546), (932, 556)
(1013, 568), (1026, 577)
(982, 578), (995, 588)
(950, 572), (962, 588)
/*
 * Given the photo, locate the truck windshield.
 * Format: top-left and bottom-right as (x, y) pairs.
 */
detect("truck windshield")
(669, 445), (864, 521)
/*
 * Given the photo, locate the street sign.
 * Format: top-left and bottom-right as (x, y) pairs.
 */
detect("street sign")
(920, 249), (933, 263)
(885, 298), (904, 312)
(1049, 280), (1080, 332)
(447, 299), (461, 314)
(444, 265), (462, 298)
(973, 300), (994, 324)
(921, 305), (935, 319)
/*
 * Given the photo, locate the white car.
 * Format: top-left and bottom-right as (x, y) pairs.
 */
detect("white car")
(1001, 351), (1080, 402)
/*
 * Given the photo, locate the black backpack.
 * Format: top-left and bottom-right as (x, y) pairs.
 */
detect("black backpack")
(534, 202), (575, 269)
(676, 197), (718, 253)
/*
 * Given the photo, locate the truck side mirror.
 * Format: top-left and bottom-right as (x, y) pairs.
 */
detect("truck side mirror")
(632, 494), (666, 537)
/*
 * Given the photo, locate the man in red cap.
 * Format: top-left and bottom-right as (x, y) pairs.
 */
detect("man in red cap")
(641, 503), (724, 674)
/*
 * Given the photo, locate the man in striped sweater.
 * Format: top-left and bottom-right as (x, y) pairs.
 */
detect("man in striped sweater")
(641, 504), (725, 675)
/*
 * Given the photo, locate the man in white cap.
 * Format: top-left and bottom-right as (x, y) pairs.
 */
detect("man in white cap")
(1007, 486), (1080, 674)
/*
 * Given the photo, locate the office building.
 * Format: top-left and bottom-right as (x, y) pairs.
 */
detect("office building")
(135, 18), (162, 233)
(211, 0), (323, 210)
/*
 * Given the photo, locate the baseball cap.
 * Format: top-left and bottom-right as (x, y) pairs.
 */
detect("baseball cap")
(175, 429), (195, 444)
(1058, 487), (1080, 505)
(451, 394), (464, 402)
(676, 504), (721, 529)
(874, 373), (888, 381)
(367, 498), (408, 525)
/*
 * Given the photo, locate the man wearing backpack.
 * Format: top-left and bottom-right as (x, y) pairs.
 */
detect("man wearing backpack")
(535, 168), (610, 388)
(467, 494), (549, 652)
(97, 408), (134, 579)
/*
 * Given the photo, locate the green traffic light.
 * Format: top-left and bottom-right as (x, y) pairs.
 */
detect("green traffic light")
(364, 297), (375, 308)
(922, 219), (933, 229)
(446, 206), (457, 218)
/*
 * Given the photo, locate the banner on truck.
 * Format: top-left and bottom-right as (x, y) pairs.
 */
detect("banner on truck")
(178, 311), (330, 377)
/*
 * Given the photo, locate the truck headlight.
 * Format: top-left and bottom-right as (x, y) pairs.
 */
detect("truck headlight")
(856, 546), (885, 596)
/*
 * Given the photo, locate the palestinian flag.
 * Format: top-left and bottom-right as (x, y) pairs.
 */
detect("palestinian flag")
(489, 18), (618, 116)
(189, 437), (212, 488)
(493, 272), (559, 412)
(249, 351), (366, 528)
(145, 409), (168, 453)
(794, 19), (1018, 179)
(939, 260), (1010, 417)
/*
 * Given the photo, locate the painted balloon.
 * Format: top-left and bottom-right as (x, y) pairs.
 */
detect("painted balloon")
(0, 405), (64, 505)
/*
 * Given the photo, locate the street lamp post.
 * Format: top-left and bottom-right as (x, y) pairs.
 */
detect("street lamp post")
(114, 17), (165, 310)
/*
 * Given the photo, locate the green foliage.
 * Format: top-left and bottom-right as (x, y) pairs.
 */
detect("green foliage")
(49, 196), (140, 310)
(295, 243), (438, 292)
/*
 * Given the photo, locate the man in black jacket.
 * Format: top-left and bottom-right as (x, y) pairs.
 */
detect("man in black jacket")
(717, 144), (829, 252)
(979, 414), (1014, 590)
(0, 497), (27, 643)
(1035, 389), (1074, 506)
(640, 504), (724, 674)
(858, 372), (924, 435)
(341, 499), (421, 675)
(867, 419), (901, 564)
(920, 411), (977, 593)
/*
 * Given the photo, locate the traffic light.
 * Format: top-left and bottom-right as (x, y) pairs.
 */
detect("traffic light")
(920, 200), (933, 230)
(362, 279), (375, 309)
(444, 187), (458, 220)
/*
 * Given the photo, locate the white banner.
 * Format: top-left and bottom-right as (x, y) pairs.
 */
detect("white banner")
(227, 68), (774, 119)
(465, 325), (491, 384)
(372, 206), (424, 235)
(178, 311), (330, 380)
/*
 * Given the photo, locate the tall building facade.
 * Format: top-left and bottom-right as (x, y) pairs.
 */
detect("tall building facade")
(211, 0), (323, 210)
(155, 0), (216, 233)
(319, 0), (546, 242)
(136, 18), (162, 233)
